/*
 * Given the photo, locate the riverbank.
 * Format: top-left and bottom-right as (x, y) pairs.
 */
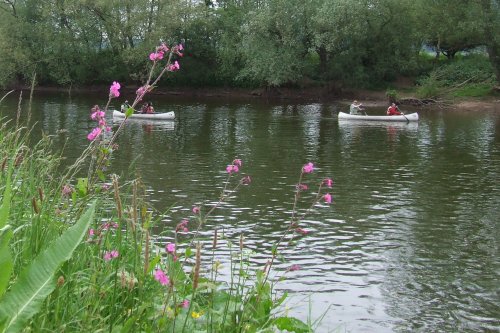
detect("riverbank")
(8, 85), (500, 112)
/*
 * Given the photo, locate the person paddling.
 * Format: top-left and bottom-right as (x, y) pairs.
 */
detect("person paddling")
(350, 100), (364, 115)
(120, 100), (130, 113)
(387, 103), (402, 116)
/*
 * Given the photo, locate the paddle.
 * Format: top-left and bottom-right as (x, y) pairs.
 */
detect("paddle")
(400, 110), (410, 122)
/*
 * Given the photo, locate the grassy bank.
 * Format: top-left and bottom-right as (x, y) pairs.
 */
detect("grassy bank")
(0, 80), (333, 332)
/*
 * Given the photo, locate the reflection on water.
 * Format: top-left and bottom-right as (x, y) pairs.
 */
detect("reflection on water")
(1, 92), (499, 332)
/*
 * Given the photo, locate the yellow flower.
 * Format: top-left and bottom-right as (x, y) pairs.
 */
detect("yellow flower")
(166, 307), (175, 319)
(191, 311), (204, 319)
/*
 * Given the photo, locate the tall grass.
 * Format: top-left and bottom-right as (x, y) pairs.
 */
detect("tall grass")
(0, 44), (332, 332)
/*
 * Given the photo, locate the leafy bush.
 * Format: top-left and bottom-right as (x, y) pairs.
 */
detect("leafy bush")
(416, 54), (495, 98)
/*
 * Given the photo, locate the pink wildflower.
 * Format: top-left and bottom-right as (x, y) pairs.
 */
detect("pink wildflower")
(192, 206), (200, 214)
(287, 264), (301, 272)
(324, 178), (333, 188)
(166, 243), (176, 254)
(136, 85), (149, 102)
(103, 250), (119, 261)
(295, 228), (309, 235)
(158, 43), (169, 53)
(176, 219), (189, 233)
(149, 51), (164, 61)
(87, 127), (102, 141)
(302, 162), (314, 174)
(89, 229), (95, 236)
(91, 110), (105, 120)
(233, 159), (242, 167)
(154, 269), (170, 286)
(180, 299), (190, 308)
(324, 193), (332, 204)
(172, 44), (184, 57)
(226, 165), (239, 174)
(296, 183), (308, 191)
(61, 184), (73, 196)
(168, 61), (180, 71)
(109, 81), (121, 98)
(241, 175), (251, 185)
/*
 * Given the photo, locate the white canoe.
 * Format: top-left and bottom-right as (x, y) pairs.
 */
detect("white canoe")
(113, 110), (175, 120)
(338, 112), (418, 122)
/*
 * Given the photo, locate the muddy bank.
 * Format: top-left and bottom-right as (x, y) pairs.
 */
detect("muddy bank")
(10, 85), (500, 112)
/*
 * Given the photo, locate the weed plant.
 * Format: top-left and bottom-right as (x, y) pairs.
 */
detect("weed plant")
(0, 43), (333, 332)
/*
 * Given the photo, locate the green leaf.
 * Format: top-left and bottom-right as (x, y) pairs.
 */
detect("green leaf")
(97, 170), (105, 182)
(125, 107), (134, 118)
(0, 169), (12, 229)
(0, 229), (13, 298)
(273, 317), (310, 333)
(76, 178), (88, 197)
(147, 255), (161, 275)
(0, 201), (96, 333)
(0, 169), (13, 298)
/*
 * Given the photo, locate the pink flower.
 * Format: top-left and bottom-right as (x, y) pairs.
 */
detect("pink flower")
(149, 51), (164, 61)
(166, 243), (175, 254)
(136, 86), (147, 98)
(103, 250), (119, 261)
(91, 110), (105, 120)
(180, 299), (190, 308)
(302, 162), (314, 174)
(61, 184), (73, 196)
(241, 175), (251, 185)
(226, 165), (239, 174)
(324, 178), (333, 188)
(296, 183), (308, 191)
(87, 127), (102, 141)
(89, 229), (95, 236)
(109, 81), (121, 98)
(158, 43), (169, 53)
(287, 264), (301, 272)
(168, 61), (180, 71)
(154, 269), (170, 286)
(176, 219), (189, 233)
(295, 228), (309, 235)
(192, 206), (200, 214)
(324, 193), (332, 204)
(172, 44), (184, 56)
(233, 159), (242, 167)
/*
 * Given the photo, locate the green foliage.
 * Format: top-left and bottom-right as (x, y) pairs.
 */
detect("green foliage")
(0, 202), (95, 333)
(416, 54), (496, 98)
(452, 84), (493, 97)
(385, 89), (399, 103)
(0, 168), (13, 299)
(1, 0), (500, 88)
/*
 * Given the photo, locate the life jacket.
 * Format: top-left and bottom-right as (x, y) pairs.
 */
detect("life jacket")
(387, 106), (400, 115)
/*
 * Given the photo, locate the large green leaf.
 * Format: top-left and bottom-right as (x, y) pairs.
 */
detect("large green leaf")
(0, 201), (96, 333)
(273, 316), (310, 333)
(0, 229), (13, 298)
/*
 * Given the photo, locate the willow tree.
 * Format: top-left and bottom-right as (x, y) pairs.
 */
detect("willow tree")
(479, 0), (500, 84)
(310, 0), (419, 87)
(235, 0), (316, 87)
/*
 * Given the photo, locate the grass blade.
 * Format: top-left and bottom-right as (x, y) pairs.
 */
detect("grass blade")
(0, 201), (96, 333)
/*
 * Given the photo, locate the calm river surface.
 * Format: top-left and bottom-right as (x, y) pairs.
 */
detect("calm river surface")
(1, 91), (499, 332)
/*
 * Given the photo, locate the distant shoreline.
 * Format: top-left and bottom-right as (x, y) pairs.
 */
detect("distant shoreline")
(4, 85), (500, 112)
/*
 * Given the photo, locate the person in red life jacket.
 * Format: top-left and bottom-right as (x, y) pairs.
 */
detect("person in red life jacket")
(387, 103), (401, 115)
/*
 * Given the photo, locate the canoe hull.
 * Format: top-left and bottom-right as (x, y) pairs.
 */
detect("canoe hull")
(338, 112), (418, 122)
(113, 110), (175, 120)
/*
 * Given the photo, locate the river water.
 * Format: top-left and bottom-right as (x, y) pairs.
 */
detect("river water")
(1, 91), (499, 332)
